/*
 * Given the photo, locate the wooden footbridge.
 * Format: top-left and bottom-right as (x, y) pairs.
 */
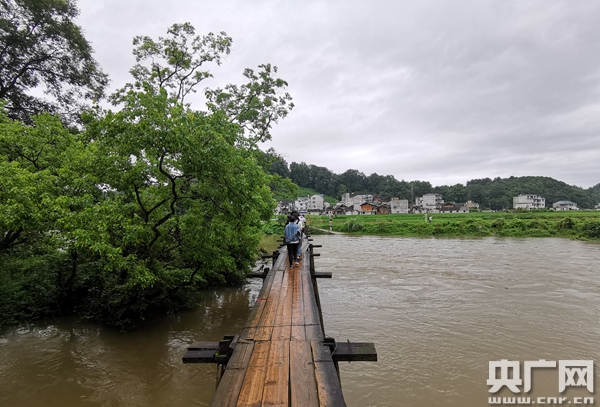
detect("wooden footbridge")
(183, 235), (377, 406)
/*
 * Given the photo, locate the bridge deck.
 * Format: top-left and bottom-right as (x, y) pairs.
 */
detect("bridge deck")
(209, 239), (346, 407)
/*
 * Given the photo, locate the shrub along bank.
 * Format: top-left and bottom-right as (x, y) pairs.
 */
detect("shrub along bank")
(308, 212), (600, 239)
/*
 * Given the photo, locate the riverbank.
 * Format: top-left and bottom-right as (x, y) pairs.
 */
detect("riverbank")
(305, 211), (600, 239)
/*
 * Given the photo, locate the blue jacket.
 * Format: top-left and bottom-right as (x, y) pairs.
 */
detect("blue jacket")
(284, 222), (301, 244)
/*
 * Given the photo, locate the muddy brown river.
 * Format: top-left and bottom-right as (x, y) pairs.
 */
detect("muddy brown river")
(1, 235), (599, 406)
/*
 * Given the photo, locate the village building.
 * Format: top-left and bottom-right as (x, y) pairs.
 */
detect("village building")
(295, 196), (309, 213)
(552, 200), (578, 211)
(332, 203), (350, 215)
(465, 200), (480, 210)
(341, 192), (374, 207)
(440, 202), (469, 213)
(513, 194), (545, 210)
(376, 203), (391, 215)
(359, 202), (378, 215)
(275, 200), (295, 215)
(308, 194), (325, 212)
(340, 193), (352, 207)
(414, 193), (444, 212)
(390, 197), (409, 214)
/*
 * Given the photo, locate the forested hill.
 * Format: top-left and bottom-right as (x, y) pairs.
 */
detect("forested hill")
(268, 157), (600, 210)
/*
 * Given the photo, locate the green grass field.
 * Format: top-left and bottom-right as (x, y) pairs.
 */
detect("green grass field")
(304, 210), (600, 239)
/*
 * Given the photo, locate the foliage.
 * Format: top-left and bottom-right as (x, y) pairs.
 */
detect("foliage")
(581, 221), (600, 238)
(342, 218), (364, 232)
(206, 64), (294, 144)
(117, 22), (231, 106)
(0, 0), (108, 122)
(261, 215), (286, 235)
(0, 109), (87, 324)
(309, 212), (600, 239)
(0, 111), (74, 254)
(0, 22), (293, 330)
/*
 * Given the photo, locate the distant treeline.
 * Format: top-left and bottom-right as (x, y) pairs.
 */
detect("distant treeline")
(268, 156), (600, 210)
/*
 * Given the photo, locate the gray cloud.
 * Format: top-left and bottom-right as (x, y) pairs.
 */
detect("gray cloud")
(78, 0), (600, 188)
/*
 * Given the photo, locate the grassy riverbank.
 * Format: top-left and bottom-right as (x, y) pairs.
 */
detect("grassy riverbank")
(305, 211), (600, 239)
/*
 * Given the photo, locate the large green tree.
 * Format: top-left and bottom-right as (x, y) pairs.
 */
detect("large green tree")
(0, 0), (108, 122)
(0, 22), (293, 329)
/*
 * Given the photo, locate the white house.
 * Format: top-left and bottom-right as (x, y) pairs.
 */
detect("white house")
(308, 194), (325, 212)
(465, 200), (480, 210)
(415, 193), (444, 212)
(295, 196), (309, 213)
(552, 200), (578, 211)
(513, 194), (545, 210)
(341, 193), (352, 207)
(341, 193), (373, 207)
(440, 202), (469, 213)
(390, 198), (409, 214)
(275, 200), (295, 215)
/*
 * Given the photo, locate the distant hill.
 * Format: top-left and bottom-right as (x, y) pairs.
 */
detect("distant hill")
(266, 155), (600, 210)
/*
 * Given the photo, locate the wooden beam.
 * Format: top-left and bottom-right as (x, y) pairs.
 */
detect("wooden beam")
(236, 341), (271, 406)
(261, 340), (290, 406)
(290, 341), (319, 407)
(254, 268), (285, 341)
(291, 264), (306, 341)
(246, 272), (268, 278)
(209, 342), (255, 407)
(188, 341), (219, 350)
(311, 272), (332, 278)
(182, 349), (217, 363)
(271, 264), (293, 341)
(311, 341), (347, 407)
(332, 342), (378, 362)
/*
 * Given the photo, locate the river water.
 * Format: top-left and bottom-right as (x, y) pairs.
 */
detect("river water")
(1, 235), (599, 406)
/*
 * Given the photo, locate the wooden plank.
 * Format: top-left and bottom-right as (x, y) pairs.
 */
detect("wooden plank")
(290, 341), (319, 407)
(311, 341), (346, 407)
(188, 341), (219, 350)
(271, 267), (293, 341)
(304, 324), (323, 341)
(290, 265), (306, 341)
(311, 272), (332, 278)
(241, 266), (279, 340)
(244, 264), (284, 340)
(235, 341), (271, 406)
(247, 272), (268, 278)
(210, 342), (255, 407)
(261, 340), (290, 407)
(300, 279), (318, 322)
(182, 349), (216, 363)
(226, 341), (255, 370)
(300, 257), (322, 334)
(254, 268), (285, 341)
(332, 342), (378, 362)
(301, 270), (321, 327)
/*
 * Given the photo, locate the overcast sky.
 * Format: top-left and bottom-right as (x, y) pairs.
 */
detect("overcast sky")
(77, 0), (600, 188)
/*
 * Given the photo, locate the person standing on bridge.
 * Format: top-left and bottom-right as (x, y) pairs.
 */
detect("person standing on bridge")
(284, 216), (301, 267)
(296, 214), (305, 260)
